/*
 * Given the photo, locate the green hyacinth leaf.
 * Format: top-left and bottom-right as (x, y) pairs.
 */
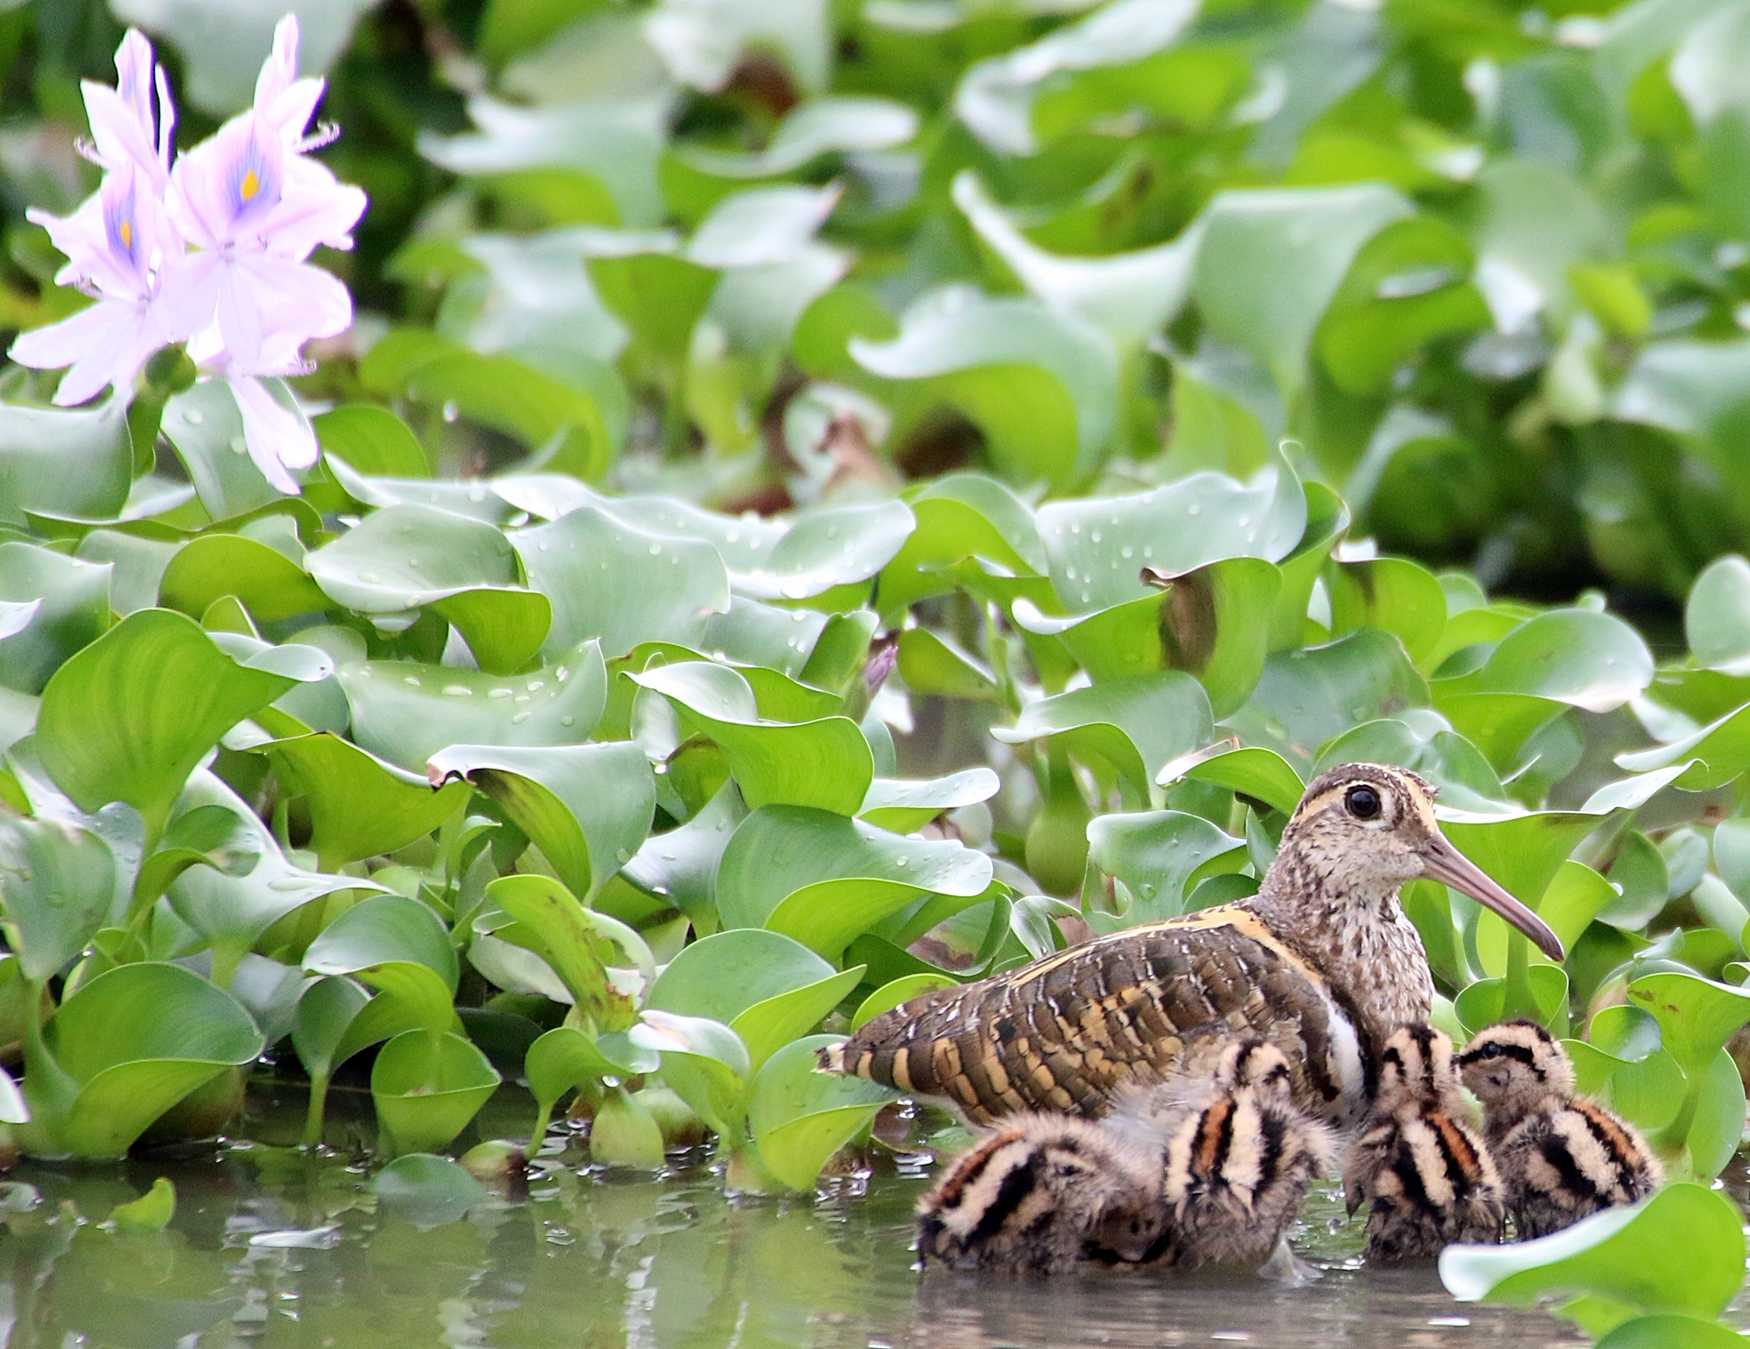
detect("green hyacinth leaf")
(34, 610), (328, 842)
(428, 742), (655, 901)
(749, 1035), (899, 1191)
(18, 962), (263, 1161)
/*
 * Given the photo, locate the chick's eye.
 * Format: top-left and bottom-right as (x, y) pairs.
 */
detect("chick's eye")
(1345, 784), (1382, 820)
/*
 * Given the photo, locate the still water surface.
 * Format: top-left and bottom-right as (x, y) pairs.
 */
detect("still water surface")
(2, 1086), (1735, 1348)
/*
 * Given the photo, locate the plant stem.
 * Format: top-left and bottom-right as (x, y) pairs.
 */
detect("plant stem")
(1503, 932), (1536, 1022)
(209, 942), (242, 991)
(528, 1100), (553, 1153)
(20, 977), (77, 1128)
(302, 1073), (330, 1149)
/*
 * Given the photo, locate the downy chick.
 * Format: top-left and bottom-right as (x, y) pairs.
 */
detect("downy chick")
(1124, 1038), (1337, 1269)
(1458, 1020), (1662, 1240)
(1343, 1024), (1505, 1261)
(915, 1115), (1167, 1275)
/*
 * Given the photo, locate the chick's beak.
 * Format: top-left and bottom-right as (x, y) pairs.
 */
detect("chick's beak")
(1419, 835), (1565, 962)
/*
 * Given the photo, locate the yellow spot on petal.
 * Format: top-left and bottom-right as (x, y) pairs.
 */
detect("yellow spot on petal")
(118, 219), (133, 250)
(240, 169), (260, 203)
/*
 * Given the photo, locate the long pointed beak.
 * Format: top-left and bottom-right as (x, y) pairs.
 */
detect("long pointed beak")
(1420, 835), (1565, 962)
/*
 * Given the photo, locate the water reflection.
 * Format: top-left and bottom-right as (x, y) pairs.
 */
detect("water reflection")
(7, 1088), (1742, 1347)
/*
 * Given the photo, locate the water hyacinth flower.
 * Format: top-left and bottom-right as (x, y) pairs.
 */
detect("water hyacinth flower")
(84, 28), (174, 187)
(170, 17), (364, 378)
(7, 15), (365, 495)
(10, 165), (201, 408)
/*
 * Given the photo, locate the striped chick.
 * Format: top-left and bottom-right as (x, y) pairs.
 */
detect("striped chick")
(915, 1115), (1167, 1275)
(1457, 1020), (1662, 1240)
(1343, 1023), (1505, 1262)
(1123, 1038), (1337, 1269)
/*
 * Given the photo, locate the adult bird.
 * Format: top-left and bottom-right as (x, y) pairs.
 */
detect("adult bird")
(820, 763), (1564, 1128)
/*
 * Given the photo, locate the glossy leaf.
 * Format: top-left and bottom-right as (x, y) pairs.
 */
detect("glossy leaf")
(1616, 703), (1750, 790)
(627, 661), (872, 814)
(303, 895), (461, 1035)
(0, 398), (132, 526)
(513, 506), (729, 660)
(627, 1009), (750, 1138)
(647, 929), (864, 1069)
(850, 291), (1118, 487)
(1439, 1184), (1744, 1324)
(1085, 810), (1243, 931)
(19, 962), (263, 1161)
(991, 673), (1214, 801)
(1625, 970), (1750, 1077)
(0, 813), (115, 982)
(484, 874), (654, 1027)
(1159, 746), (1304, 815)
(34, 610), (328, 840)
(1228, 632), (1429, 771)
(525, 1026), (659, 1142)
(372, 1029), (502, 1156)
(428, 742), (655, 901)
(373, 1152), (487, 1227)
(1685, 556), (1750, 675)
(257, 733), (470, 868)
(589, 1089), (666, 1168)
(340, 639), (608, 773)
(0, 543), (110, 695)
(158, 534), (328, 625)
(307, 505), (550, 674)
(859, 769), (1000, 832)
(108, 1178), (176, 1234)
(1437, 610), (1654, 714)
(716, 806), (994, 959)
(748, 1035), (899, 1190)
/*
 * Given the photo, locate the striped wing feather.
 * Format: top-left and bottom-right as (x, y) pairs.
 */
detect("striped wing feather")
(829, 907), (1351, 1124)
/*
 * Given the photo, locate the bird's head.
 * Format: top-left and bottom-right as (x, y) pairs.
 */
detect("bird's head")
(1213, 1037), (1295, 1104)
(1374, 1022), (1463, 1114)
(1277, 762), (1565, 962)
(1457, 1019), (1573, 1110)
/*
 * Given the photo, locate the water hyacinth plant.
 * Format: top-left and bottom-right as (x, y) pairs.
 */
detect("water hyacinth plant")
(2, 0), (1750, 1343)
(10, 18), (364, 490)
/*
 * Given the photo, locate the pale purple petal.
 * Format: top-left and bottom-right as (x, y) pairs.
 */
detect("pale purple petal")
(97, 167), (154, 295)
(254, 15), (301, 112)
(228, 374), (315, 493)
(166, 126), (230, 249)
(84, 83), (159, 178)
(10, 300), (157, 406)
(259, 159), (366, 257)
(212, 260), (269, 371)
(267, 79), (326, 150)
(9, 302), (117, 372)
(27, 194), (111, 291)
(83, 29), (171, 184)
(248, 253), (353, 343)
(29, 166), (177, 302)
(196, 252), (350, 374)
(157, 249), (223, 351)
(114, 30), (154, 126)
(168, 113), (284, 248)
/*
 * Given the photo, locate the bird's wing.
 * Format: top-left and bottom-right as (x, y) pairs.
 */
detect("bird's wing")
(820, 904), (1356, 1124)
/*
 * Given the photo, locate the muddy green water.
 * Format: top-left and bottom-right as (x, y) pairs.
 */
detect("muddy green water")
(2, 1086), (1742, 1348)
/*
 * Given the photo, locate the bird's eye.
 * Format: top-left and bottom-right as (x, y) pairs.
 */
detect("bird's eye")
(1345, 784), (1382, 820)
